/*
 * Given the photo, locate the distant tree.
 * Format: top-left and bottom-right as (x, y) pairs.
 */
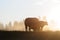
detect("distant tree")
(8, 22), (12, 27)
(14, 21), (18, 26)
(0, 23), (4, 30)
(13, 21), (20, 31)
(5, 22), (12, 31)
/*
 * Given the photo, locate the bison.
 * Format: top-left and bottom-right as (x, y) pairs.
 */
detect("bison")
(24, 17), (48, 31)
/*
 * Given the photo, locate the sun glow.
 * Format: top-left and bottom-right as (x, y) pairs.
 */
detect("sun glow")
(43, 14), (60, 31)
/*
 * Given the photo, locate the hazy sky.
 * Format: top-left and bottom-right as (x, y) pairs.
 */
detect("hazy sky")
(0, 0), (60, 24)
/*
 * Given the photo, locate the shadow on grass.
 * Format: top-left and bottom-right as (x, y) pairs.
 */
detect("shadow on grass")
(0, 30), (60, 40)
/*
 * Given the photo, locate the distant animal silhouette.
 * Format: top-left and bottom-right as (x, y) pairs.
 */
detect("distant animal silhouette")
(24, 18), (48, 31)
(39, 21), (48, 31)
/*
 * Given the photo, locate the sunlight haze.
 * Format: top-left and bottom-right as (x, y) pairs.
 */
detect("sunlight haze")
(0, 0), (60, 31)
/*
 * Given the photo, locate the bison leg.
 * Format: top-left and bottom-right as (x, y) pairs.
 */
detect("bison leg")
(33, 28), (37, 32)
(29, 28), (31, 31)
(29, 27), (32, 31)
(40, 27), (43, 31)
(25, 25), (27, 31)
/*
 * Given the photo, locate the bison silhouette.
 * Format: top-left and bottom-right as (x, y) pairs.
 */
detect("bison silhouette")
(24, 18), (48, 31)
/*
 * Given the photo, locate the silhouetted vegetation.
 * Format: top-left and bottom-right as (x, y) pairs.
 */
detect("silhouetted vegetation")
(0, 21), (25, 31)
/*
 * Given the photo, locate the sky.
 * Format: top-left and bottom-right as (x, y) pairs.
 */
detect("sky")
(0, 0), (60, 24)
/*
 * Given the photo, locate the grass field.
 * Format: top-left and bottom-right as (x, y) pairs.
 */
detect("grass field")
(0, 31), (60, 40)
